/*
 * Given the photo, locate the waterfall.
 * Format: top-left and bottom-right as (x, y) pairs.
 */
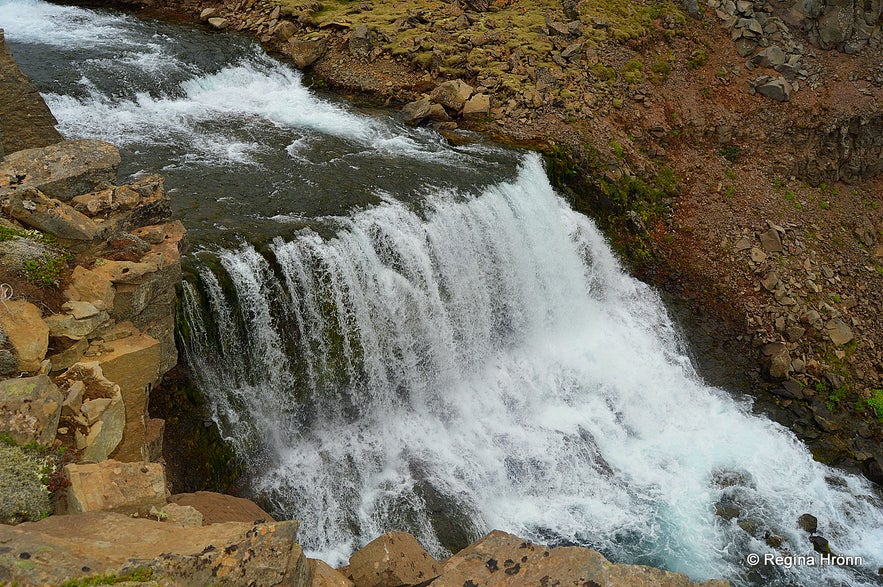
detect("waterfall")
(180, 155), (883, 585)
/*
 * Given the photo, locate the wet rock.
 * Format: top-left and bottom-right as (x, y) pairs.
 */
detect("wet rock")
(289, 37), (327, 69)
(64, 459), (168, 514)
(0, 374), (62, 445)
(0, 30), (63, 155)
(0, 139), (120, 202)
(810, 535), (832, 554)
(401, 98), (433, 125)
(0, 300), (49, 372)
(862, 456), (883, 487)
(798, 513), (818, 533)
(167, 491), (276, 525)
(772, 380), (804, 399)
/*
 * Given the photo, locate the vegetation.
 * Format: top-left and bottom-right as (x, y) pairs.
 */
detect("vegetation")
(865, 389), (883, 422)
(22, 251), (70, 288)
(59, 567), (154, 587)
(0, 443), (53, 525)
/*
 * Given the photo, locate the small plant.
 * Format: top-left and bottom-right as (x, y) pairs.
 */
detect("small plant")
(772, 178), (784, 189)
(686, 49), (708, 69)
(867, 390), (883, 421)
(610, 140), (625, 159)
(784, 191), (795, 201)
(826, 386), (847, 412)
(830, 294), (842, 303)
(621, 59), (644, 84)
(719, 144), (741, 163)
(22, 252), (69, 288)
(724, 169), (736, 180)
(820, 200), (830, 210)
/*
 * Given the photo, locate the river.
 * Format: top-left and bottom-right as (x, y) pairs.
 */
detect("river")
(2, 1), (882, 585)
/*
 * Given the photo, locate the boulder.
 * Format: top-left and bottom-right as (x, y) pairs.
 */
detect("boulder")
(750, 45), (787, 68)
(461, 94), (491, 120)
(289, 37), (327, 69)
(753, 76), (791, 102)
(401, 98), (433, 125)
(43, 310), (110, 340)
(4, 187), (102, 242)
(432, 530), (728, 587)
(0, 139), (120, 202)
(275, 20), (299, 41)
(0, 511), (310, 587)
(167, 491), (275, 525)
(759, 227), (784, 253)
(64, 459), (168, 514)
(430, 79), (474, 112)
(0, 374), (62, 445)
(125, 174), (171, 229)
(347, 532), (441, 587)
(0, 300), (48, 372)
(70, 187), (113, 216)
(59, 362), (126, 462)
(208, 17), (229, 29)
(311, 558), (354, 587)
(0, 30), (63, 155)
(91, 259), (159, 284)
(825, 318), (854, 346)
(64, 265), (115, 311)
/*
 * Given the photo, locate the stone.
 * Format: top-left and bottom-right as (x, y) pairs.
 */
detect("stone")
(89, 328), (161, 462)
(766, 347), (792, 380)
(734, 38), (757, 57)
(750, 247), (767, 263)
(125, 175), (171, 229)
(70, 188), (113, 216)
(167, 491), (275, 525)
(750, 45), (787, 68)
(199, 7), (218, 20)
(5, 187), (102, 242)
(58, 362), (125, 461)
(429, 79), (474, 112)
(208, 17), (229, 29)
(64, 265), (115, 310)
(312, 559), (354, 587)
(289, 37), (327, 69)
(754, 76), (791, 102)
(761, 272), (779, 291)
(160, 502), (204, 527)
(785, 326), (805, 342)
(276, 20), (299, 41)
(43, 310), (110, 340)
(349, 25), (373, 56)
(0, 30), (63, 155)
(347, 532), (441, 587)
(0, 300), (49, 372)
(145, 417), (164, 462)
(863, 456), (883, 487)
(62, 300), (100, 319)
(427, 103), (450, 122)
(61, 380), (84, 416)
(759, 227), (784, 253)
(462, 93), (491, 120)
(798, 513), (818, 533)
(131, 223), (167, 244)
(0, 512), (310, 587)
(92, 259), (159, 284)
(64, 459), (167, 514)
(0, 374), (62, 445)
(0, 139), (120, 202)
(432, 531), (728, 587)
(401, 98), (433, 125)
(825, 319), (854, 346)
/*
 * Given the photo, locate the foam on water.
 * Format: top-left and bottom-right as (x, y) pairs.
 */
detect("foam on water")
(182, 155), (883, 586)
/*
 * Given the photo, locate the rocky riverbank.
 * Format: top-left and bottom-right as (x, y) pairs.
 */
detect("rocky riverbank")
(90, 0), (883, 482)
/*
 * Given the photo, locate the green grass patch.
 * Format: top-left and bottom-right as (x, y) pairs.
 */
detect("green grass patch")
(866, 390), (883, 421)
(60, 568), (153, 587)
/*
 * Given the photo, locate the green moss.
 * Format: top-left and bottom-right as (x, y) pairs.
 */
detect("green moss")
(866, 390), (883, 422)
(621, 59), (644, 84)
(686, 48), (708, 69)
(59, 567), (153, 587)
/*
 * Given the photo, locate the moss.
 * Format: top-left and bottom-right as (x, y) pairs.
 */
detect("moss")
(59, 567), (154, 587)
(866, 390), (883, 422)
(22, 251), (70, 289)
(621, 58), (644, 84)
(0, 444), (52, 525)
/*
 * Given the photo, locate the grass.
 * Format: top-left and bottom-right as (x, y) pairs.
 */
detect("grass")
(866, 390), (883, 421)
(59, 568), (153, 587)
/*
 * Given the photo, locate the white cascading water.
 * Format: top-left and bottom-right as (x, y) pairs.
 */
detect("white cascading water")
(182, 155), (883, 586)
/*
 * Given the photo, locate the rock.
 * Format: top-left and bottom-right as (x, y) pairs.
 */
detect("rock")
(5, 187), (102, 242)
(64, 265), (115, 311)
(753, 76), (791, 102)
(401, 98), (433, 125)
(70, 188), (113, 216)
(0, 139), (120, 202)
(825, 318), (854, 346)
(347, 532), (441, 587)
(208, 17), (229, 29)
(60, 362), (125, 462)
(759, 227), (784, 253)
(810, 534), (831, 554)
(734, 38), (757, 57)
(124, 174), (171, 229)
(0, 300), (49, 372)
(764, 346), (792, 381)
(772, 379), (804, 399)
(289, 37), (327, 69)
(462, 93), (491, 120)
(427, 103), (450, 122)
(750, 45), (787, 68)
(750, 247), (767, 263)
(199, 7), (218, 20)
(64, 459), (168, 514)
(429, 79), (474, 112)
(0, 374), (62, 445)
(761, 272), (780, 291)
(63, 300), (100, 320)
(43, 310), (110, 340)
(0, 511), (310, 587)
(145, 417), (164, 462)
(862, 456), (883, 487)
(312, 559), (355, 587)
(167, 491), (275, 525)
(432, 531), (728, 587)
(87, 327), (161, 462)
(159, 502), (204, 527)
(0, 443), (52, 524)
(349, 25), (373, 57)
(798, 513), (818, 533)
(0, 30), (63, 155)
(785, 326), (805, 342)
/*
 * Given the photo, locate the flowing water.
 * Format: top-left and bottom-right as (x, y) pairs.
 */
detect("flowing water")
(3, 1), (883, 585)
